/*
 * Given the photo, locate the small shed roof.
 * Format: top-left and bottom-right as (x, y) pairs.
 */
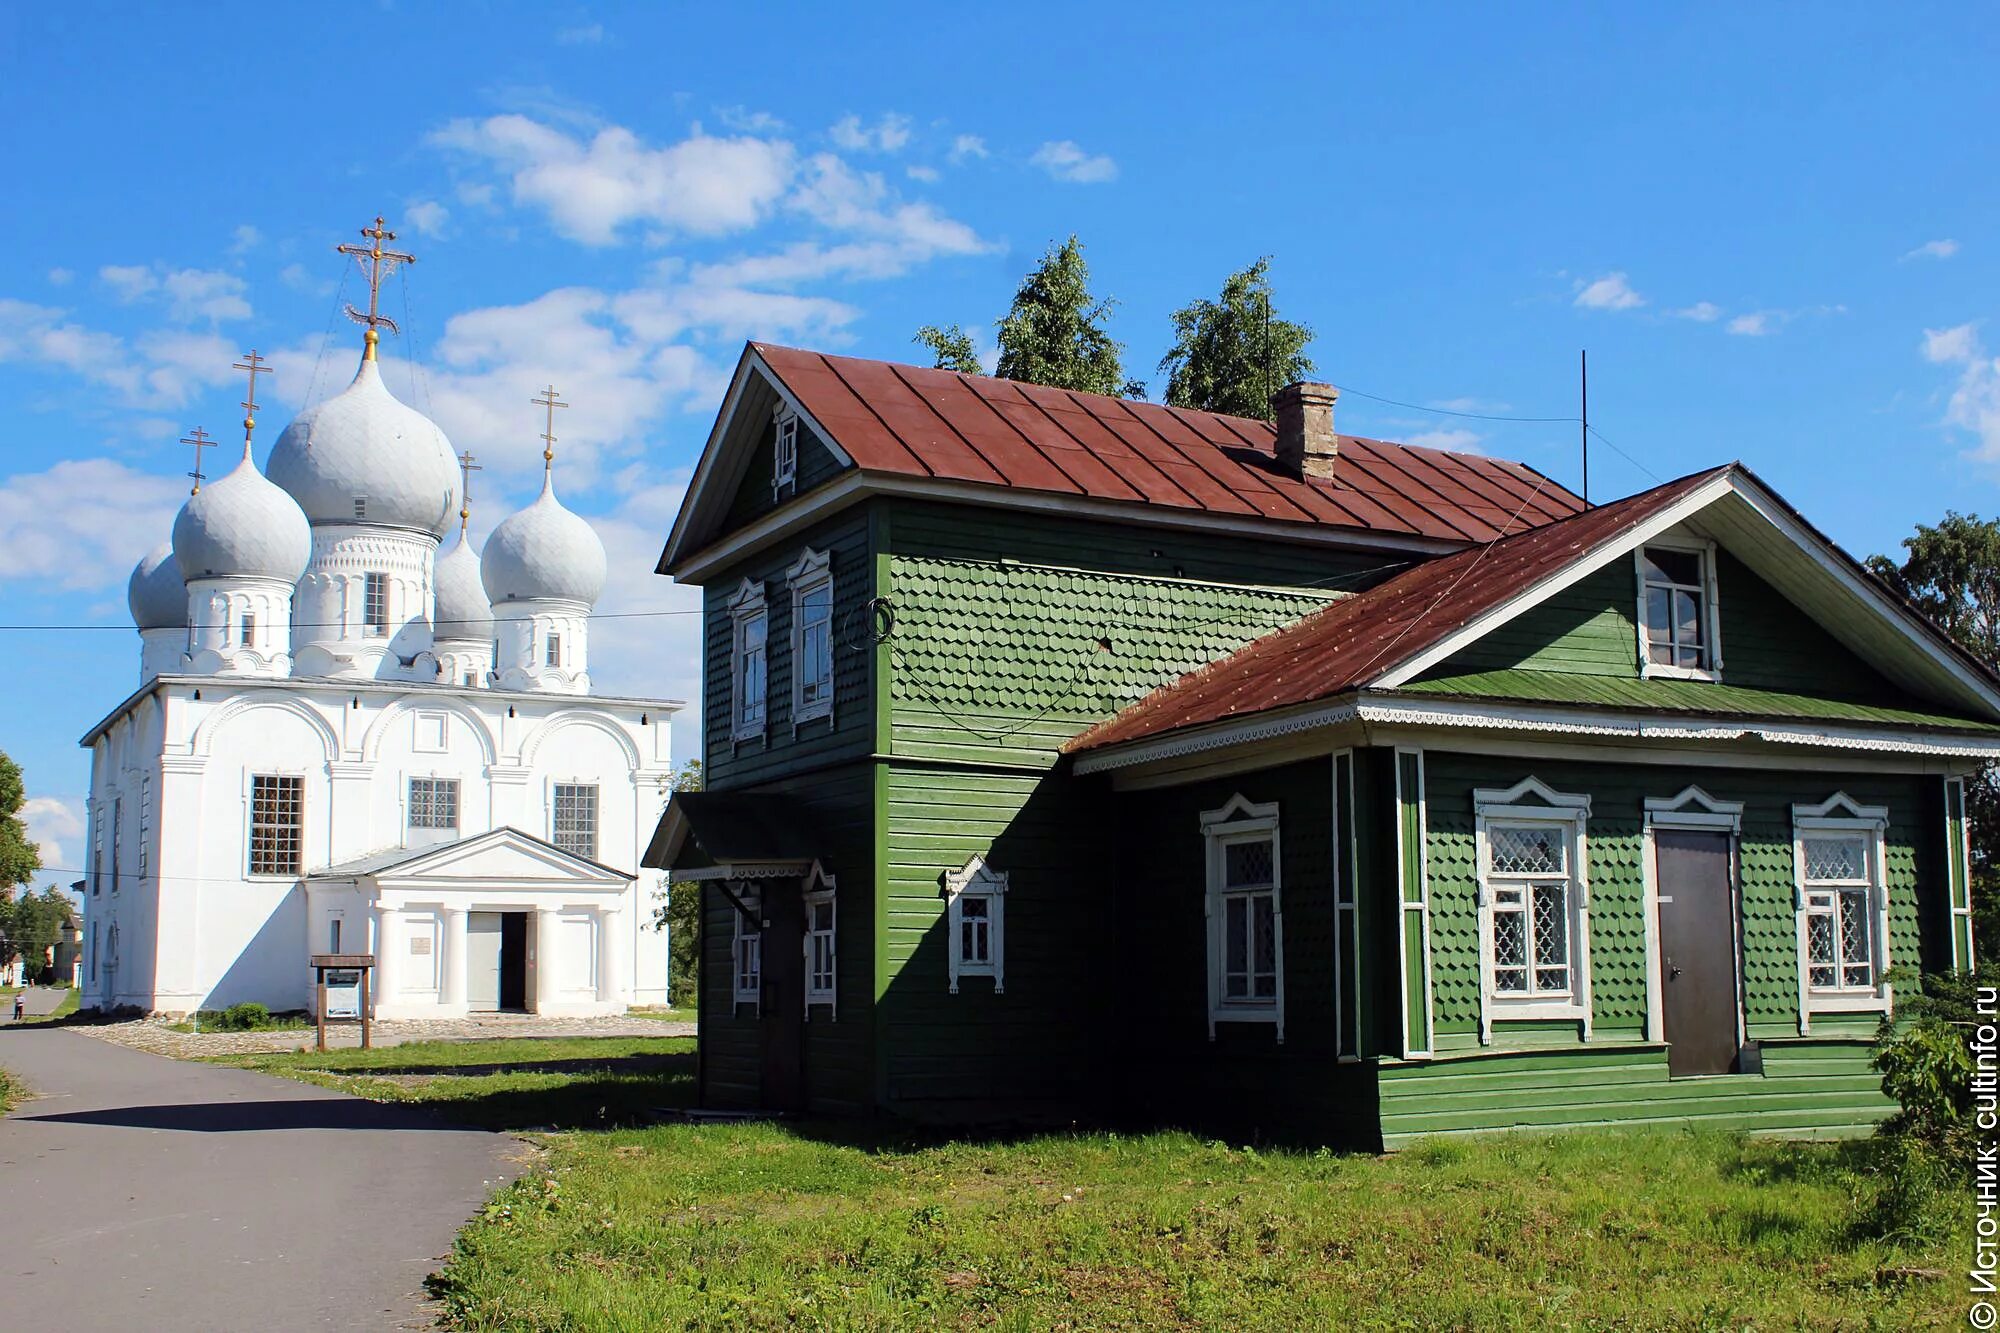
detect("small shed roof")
(642, 791), (829, 880)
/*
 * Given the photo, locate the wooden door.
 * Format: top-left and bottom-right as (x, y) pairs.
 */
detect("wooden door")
(466, 912), (503, 1011)
(760, 882), (806, 1111)
(1655, 830), (1742, 1076)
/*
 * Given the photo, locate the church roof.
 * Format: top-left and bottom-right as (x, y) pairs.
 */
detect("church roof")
(308, 825), (630, 882)
(267, 355), (461, 536)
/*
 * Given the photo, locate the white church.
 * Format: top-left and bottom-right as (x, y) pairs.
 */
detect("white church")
(78, 223), (681, 1019)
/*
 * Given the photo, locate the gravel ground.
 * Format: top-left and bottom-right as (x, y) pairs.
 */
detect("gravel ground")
(76, 1012), (695, 1058)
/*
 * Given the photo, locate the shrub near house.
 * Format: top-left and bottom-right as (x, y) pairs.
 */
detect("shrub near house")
(644, 344), (1992, 1146)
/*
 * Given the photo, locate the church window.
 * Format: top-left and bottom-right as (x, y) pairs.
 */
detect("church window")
(110, 797), (122, 894)
(137, 775), (150, 881)
(364, 573), (389, 636)
(788, 548), (834, 725)
(248, 774), (303, 876)
(329, 916), (343, 952)
(240, 610), (256, 648)
(546, 632), (562, 668)
(91, 806), (102, 895)
(408, 778), (460, 832)
(730, 579), (768, 742)
(772, 407), (799, 499)
(553, 783), (598, 860)
(463, 671), (478, 688)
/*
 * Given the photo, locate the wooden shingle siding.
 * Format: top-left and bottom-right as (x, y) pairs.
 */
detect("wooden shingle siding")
(721, 415), (848, 531)
(702, 510), (874, 790)
(1418, 753), (1936, 1047)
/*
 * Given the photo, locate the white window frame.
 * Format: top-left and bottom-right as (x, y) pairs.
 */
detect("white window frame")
(545, 632), (562, 669)
(771, 405), (799, 500)
(1635, 538), (1723, 681)
(1792, 792), (1893, 1027)
(363, 571), (390, 637)
(787, 547), (835, 727)
(407, 776), (460, 833)
(729, 578), (769, 742)
(246, 771), (305, 878)
(1201, 794), (1284, 1041)
(730, 884), (763, 1012)
(240, 609), (256, 648)
(943, 855), (1007, 995)
(551, 781), (599, 861)
(803, 861), (837, 1017)
(1473, 778), (1593, 1042)
(90, 801), (102, 896)
(137, 774), (151, 883)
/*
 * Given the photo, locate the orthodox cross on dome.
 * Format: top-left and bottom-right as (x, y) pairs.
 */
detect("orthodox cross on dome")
(335, 215), (416, 361)
(231, 349), (271, 461)
(532, 384), (567, 476)
(182, 426), (215, 495)
(456, 449), (481, 535)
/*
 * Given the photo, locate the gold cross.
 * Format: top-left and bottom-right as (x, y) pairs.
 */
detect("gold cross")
(532, 385), (567, 471)
(182, 427), (215, 495)
(335, 215), (416, 359)
(232, 349), (271, 456)
(456, 450), (482, 533)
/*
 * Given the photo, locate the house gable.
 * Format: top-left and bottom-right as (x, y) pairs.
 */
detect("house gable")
(1420, 545), (1918, 706)
(721, 408), (849, 532)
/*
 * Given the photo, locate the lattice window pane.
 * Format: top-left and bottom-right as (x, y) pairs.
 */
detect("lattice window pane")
(249, 774), (303, 876)
(1489, 825), (1564, 875)
(1839, 889), (1873, 987)
(1224, 838), (1274, 889)
(408, 778), (459, 831)
(1493, 907), (1526, 985)
(1803, 835), (1866, 883)
(960, 897), (989, 964)
(552, 784), (597, 860)
(1253, 895), (1278, 998)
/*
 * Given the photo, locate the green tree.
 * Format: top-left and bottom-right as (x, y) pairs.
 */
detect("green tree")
(651, 759), (704, 1008)
(0, 751), (39, 891)
(2, 889), (70, 982)
(914, 324), (983, 375)
(1869, 512), (2000, 946)
(994, 236), (1140, 397)
(1158, 258), (1316, 420)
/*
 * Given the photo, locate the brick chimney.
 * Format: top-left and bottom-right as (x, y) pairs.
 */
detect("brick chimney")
(1271, 382), (1339, 480)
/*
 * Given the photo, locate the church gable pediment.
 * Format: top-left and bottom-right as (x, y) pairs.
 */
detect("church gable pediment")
(351, 827), (631, 889)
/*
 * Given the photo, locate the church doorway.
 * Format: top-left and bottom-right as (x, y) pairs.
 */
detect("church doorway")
(467, 911), (529, 1012)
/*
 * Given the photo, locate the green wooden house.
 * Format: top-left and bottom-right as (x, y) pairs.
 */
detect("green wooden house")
(645, 344), (1995, 1146)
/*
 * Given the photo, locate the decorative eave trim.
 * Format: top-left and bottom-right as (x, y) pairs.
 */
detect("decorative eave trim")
(1073, 689), (2000, 775)
(673, 861), (816, 882)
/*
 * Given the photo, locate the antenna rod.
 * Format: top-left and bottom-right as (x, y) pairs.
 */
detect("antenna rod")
(1580, 349), (1589, 507)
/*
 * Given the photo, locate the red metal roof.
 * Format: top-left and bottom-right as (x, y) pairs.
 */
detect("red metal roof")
(754, 344), (1587, 545)
(1065, 467), (1732, 753)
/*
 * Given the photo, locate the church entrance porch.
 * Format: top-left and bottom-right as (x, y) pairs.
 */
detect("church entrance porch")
(466, 911), (529, 1012)
(305, 827), (638, 1021)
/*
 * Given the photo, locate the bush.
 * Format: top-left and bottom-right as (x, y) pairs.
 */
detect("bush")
(1857, 966), (1992, 1239)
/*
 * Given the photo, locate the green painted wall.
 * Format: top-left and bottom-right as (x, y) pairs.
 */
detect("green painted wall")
(1418, 752), (1940, 1049)
(701, 510), (875, 790)
(1423, 547), (1920, 706)
(721, 414), (848, 530)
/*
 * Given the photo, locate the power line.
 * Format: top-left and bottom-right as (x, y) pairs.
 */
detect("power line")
(1586, 425), (1664, 484)
(0, 608), (703, 633)
(1331, 384), (1581, 424)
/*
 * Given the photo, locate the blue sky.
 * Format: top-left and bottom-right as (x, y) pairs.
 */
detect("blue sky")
(2, 3), (1995, 886)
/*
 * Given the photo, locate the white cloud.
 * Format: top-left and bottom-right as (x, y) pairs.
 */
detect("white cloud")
(1728, 311), (1775, 336)
(1403, 427), (1485, 454)
(431, 114), (797, 245)
(556, 21), (604, 44)
(906, 165), (940, 183)
(456, 180), (498, 210)
(1428, 396), (1511, 414)
(230, 224), (262, 254)
(0, 298), (235, 408)
(98, 264), (251, 324)
(717, 107), (786, 134)
(405, 199), (450, 236)
(783, 153), (989, 267)
(46, 267), (73, 286)
(0, 457), (186, 592)
(1572, 272), (1645, 311)
(1902, 238), (1960, 262)
(1030, 139), (1117, 184)
(829, 113), (912, 153)
(280, 262), (333, 295)
(1673, 301), (1723, 323)
(20, 795), (83, 871)
(948, 134), (988, 165)
(1924, 321), (2000, 463)
(579, 465), (703, 706)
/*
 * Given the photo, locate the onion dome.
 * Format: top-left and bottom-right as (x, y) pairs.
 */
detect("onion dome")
(127, 542), (186, 629)
(171, 451), (312, 582)
(266, 356), (460, 536)
(434, 533), (494, 639)
(481, 476), (607, 606)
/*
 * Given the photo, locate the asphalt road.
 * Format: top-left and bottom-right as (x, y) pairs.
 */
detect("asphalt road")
(0, 1025), (519, 1330)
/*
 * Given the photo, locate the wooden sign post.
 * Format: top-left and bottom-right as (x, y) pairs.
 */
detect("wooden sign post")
(310, 953), (376, 1052)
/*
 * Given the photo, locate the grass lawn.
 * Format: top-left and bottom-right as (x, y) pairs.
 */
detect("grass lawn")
(626, 1006), (697, 1024)
(221, 1036), (1963, 1331)
(4, 986), (80, 1025)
